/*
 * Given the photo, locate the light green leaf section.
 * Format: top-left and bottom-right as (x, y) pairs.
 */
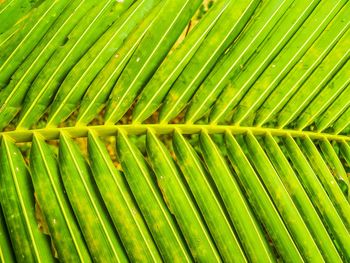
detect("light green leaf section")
(0, 136), (54, 263)
(173, 130), (245, 262)
(146, 130), (221, 262)
(30, 134), (92, 262)
(159, 0), (260, 123)
(116, 129), (192, 262)
(199, 131), (274, 263)
(105, 0), (202, 124)
(87, 131), (162, 262)
(225, 132), (303, 262)
(185, 0), (294, 123)
(132, 0), (232, 123)
(59, 133), (128, 263)
(261, 134), (343, 262)
(283, 136), (350, 259)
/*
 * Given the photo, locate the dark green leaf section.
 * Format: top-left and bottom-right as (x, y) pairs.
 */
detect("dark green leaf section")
(59, 133), (128, 262)
(0, 0), (71, 87)
(225, 132), (303, 262)
(87, 131), (162, 262)
(0, 206), (15, 262)
(262, 134), (343, 262)
(105, 0), (203, 124)
(210, 0), (334, 124)
(30, 134), (91, 262)
(199, 131), (274, 262)
(185, 0), (295, 124)
(76, 1), (166, 126)
(298, 137), (350, 229)
(116, 130), (192, 262)
(146, 130), (222, 262)
(1, 128), (350, 261)
(0, 0), (99, 130)
(243, 132), (324, 261)
(46, 0), (153, 127)
(133, 0), (233, 123)
(0, 136), (54, 263)
(0, 0), (43, 34)
(159, 0), (260, 123)
(173, 131), (246, 262)
(283, 136), (350, 259)
(14, 0), (132, 129)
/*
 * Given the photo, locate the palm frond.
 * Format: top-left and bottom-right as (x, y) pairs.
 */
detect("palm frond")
(0, 0), (349, 262)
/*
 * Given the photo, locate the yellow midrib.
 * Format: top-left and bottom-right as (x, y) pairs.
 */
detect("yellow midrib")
(1, 124), (349, 143)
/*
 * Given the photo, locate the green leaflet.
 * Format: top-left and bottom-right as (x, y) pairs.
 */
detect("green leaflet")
(0, 0), (71, 87)
(76, 1), (165, 126)
(331, 104), (350, 134)
(295, 60), (350, 131)
(59, 133), (128, 262)
(159, 0), (260, 123)
(231, 0), (348, 127)
(0, 24), (20, 50)
(16, 0), (132, 130)
(132, 0), (232, 123)
(0, 1), (349, 262)
(0, 206), (15, 262)
(0, 0), (41, 34)
(185, 0), (294, 124)
(315, 70), (350, 133)
(104, 0), (202, 124)
(0, 136), (55, 263)
(262, 134), (343, 262)
(243, 132), (325, 261)
(339, 141), (350, 198)
(199, 131), (274, 263)
(46, 0), (150, 127)
(209, 0), (322, 124)
(0, 0), (99, 131)
(319, 138), (350, 193)
(225, 132), (303, 262)
(173, 130), (245, 262)
(283, 136), (350, 259)
(87, 131), (162, 262)
(116, 130), (192, 262)
(146, 130), (222, 262)
(297, 137), (350, 229)
(277, 27), (350, 128)
(30, 134), (92, 262)
(340, 141), (350, 172)
(254, 2), (350, 128)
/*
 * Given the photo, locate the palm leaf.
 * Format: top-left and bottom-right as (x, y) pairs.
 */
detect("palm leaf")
(0, 0), (349, 261)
